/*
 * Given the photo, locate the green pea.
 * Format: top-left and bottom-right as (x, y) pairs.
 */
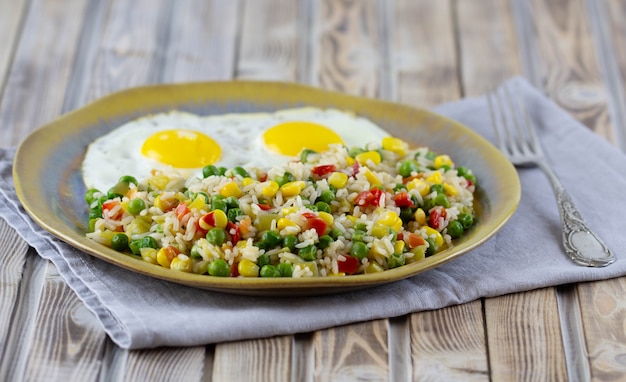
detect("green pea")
(352, 229), (366, 242)
(111, 233), (129, 251)
(260, 264), (281, 278)
(88, 206), (102, 220)
(88, 218), (97, 232)
(206, 228), (226, 246)
(258, 230), (282, 249)
(305, 204), (318, 212)
(208, 259), (230, 277)
(84, 188), (101, 205)
(277, 262), (294, 277)
(202, 165), (220, 178)
(231, 166), (249, 179)
(129, 239), (141, 255)
(315, 201), (331, 213)
(350, 241), (369, 260)
(318, 190), (335, 204)
(398, 160), (420, 178)
(211, 194), (225, 203)
(393, 184), (406, 192)
(127, 198), (146, 215)
(330, 228), (344, 240)
(227, 208), (241, 223)
(354, 223), (368, 231)
(190, 245), (202, 259)
(257, 254), (271, 268)
(440, 164), (451, 172)
(388, 253), (406, 269)
(212, 199), (227, 212)
(425, 237), (437, 257)
(283, 235), (298, 252)
(298, 245), (318, 261)
(276, 172), (295, 187)
(141, 236), (159, 249)
(425, 151), (437, 160)
(318, 235), (334, 249)
(464, 173), (477, 185)
(433, 193), (450, 208)
(447, 220), (464, 238)
(225, 196), (240, 208)
(300, 149), (317, 163)
(430, 184), (445, 194)
(457, 166), (468, 177)
(193, 192), (210, 203)
(348, 147), (365, 157)
(421, 198), (434, 212)
(118, 175), (138, 186)
(400, 207), (413, 223)
(218, 167), (228, 176)
(458, 213), (474, 229)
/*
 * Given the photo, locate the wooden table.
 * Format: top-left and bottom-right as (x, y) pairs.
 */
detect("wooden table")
(1, 1), (625, 380)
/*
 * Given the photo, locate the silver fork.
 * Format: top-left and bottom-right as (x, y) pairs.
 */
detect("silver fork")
(487, 84), (615, 267)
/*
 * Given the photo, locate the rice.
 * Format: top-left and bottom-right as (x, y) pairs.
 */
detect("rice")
(85, 137), (477, 278)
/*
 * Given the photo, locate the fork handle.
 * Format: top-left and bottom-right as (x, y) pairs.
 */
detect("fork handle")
(538, 161), (615, 267)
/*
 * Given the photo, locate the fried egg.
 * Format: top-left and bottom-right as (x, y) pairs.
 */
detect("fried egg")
(82, 107), (389, 191)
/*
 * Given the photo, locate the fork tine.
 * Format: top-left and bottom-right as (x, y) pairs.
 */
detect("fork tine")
(514, 85), (543, 156)
(502, 84), (528, 155)
(486, 87), (505, 150)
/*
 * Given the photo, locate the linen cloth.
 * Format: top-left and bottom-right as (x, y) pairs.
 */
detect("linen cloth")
(1, 76), (625, 349)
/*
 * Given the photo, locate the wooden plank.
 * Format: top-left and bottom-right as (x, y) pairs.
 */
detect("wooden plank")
(526, 0), (615, 141)
(0, 0), (88, 146)
(123, 347), (206, 381)
(212, 336), (292, 381)
(485, 289), (568, 380)
(392, 0), (459, 108)
(163, 0), (239, 83)
(0, 221), (29, 362)
(313, 320), (388, 380)
(22, 263), (107, 381)
(237, 0), (299, 81)
(409, 301), (488, 381)
(0, 0), (28, 101)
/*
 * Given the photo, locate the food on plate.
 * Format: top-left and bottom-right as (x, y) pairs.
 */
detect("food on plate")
(82, 108), (389, 192)
(84, 109), (477, 278)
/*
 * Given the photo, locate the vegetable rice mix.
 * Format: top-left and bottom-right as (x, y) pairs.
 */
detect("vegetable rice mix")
(85, 136), (477, 278)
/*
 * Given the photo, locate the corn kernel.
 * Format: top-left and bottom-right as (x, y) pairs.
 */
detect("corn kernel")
(382, 137), (407, 156)
(360, 167), (381, 185)
(443, 183), (458, 196)
(406, 178), (429, 196)
(220, 181), (243, 198)
(433, 154), (454, 169)
(188, 195), (206, 210)
(280, 181), (306, 197)
(346, 215), (358, 224)
(241, 177), (256, 187)
(346, 156), (355, 165)
(170, 255), (192, 272)
(355, 151), (382, 166)
(199, 209), (228, 230)
(277, 218), (297, 230)
(414, 208), (427, 225)
(410, 245), (427, 261)
(371, 223), (390, 238)
(156, 247), (178, 268)
(238, 259), (259, 277)
(365, 262), (385, 273)
(318, 211), (334, 226)
(328, 172), (349, 189)
(148, 174), (170, 190)
(423, 226), (444, 248)
(377, 211), (402, 232)
(140, 247), (158, 264)
(426, 171), (443, 184)
(262, 181), (279, 198)
(329, 272), (347, 276)
(281, 207), (298, 216)
(394, 240), (405, 254)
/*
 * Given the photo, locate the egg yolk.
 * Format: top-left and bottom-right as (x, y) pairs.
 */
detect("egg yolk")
(141, 129), (221, 168)
(263, 121), (344, 156)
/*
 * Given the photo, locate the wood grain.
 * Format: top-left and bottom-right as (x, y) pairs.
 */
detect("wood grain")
(237, 0), (300, 81)
(313, 320), (388, 381)
(0, 0), (27, 100)
(527, 0), (615, 141)
(603, 0), (626, 149)
(123, 347), (206, 381)
(0, 220), (29, 361)
(485, 289), (568, 380)
(23, 263), (106, 381)
(0, 0), (89, 147)
(410, 301), (488, 381)
(212, 336), (292, 381)
(315, 0), (381, 96)
(163, 0), (239, 83)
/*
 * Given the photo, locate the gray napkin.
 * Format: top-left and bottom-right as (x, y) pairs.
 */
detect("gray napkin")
(2, 77), (626, 349)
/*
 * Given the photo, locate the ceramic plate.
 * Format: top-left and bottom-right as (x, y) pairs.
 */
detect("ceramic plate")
(13, 81), (520, 296)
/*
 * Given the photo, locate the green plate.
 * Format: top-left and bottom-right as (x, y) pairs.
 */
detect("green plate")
(13, 81), (520, 296)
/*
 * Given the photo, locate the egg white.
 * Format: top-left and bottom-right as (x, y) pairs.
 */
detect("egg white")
(82, 107), (390, 191)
